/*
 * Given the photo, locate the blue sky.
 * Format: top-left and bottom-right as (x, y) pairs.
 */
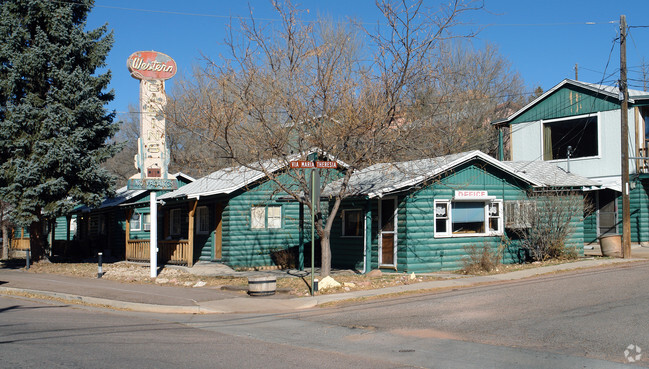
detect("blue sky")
(86, 0), (649, 116)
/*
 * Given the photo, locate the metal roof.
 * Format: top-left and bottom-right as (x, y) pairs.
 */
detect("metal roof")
(504, 161), (601, 188)
(323, 151), (542, 199)
(493, 78), (649, 126)
(159, 149), (348, 200)
(76, 172), (195, 211)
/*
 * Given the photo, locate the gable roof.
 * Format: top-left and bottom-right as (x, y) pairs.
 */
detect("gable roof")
(504, 161), (601, 188)
(493, 78), (649, 126)
(323, 151), (542, 199)
(159, 149), (347, 200)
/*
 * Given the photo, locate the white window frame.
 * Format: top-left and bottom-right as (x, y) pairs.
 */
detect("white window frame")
(141, 213), (151, 232)
(267, 206), (282, 229)
(169, 209), (181, 236)
(434, 199), (503, 238)
(342, 209), (363, 238)
(130, 212), (142, 231)
(541, 113), (600, 161)
(251, 206), (266, 229)
(196, 206), (210, 235)
(250, 205), (283, 229)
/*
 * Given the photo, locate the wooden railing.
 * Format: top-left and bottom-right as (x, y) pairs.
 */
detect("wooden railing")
(10, 238), (30, 250)
(126, 239), (191, 265)
(640, 144), (649, 174)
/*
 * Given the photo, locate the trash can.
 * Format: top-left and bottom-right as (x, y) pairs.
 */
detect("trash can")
(247, 276), (277, 296)
(599, 234), (622, 257)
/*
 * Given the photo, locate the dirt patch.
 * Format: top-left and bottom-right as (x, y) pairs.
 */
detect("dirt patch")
(16, 261), (443, 296)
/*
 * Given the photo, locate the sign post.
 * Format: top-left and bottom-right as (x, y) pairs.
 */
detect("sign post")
(126, 50), (178, 278)
(290, 160), (337, 295)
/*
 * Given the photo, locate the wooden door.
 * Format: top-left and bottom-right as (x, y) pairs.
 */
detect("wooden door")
(213, 203), (223, 260)
(379, 198), (396, 267)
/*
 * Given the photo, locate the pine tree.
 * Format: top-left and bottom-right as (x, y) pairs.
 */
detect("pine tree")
(0, 0), (118, 261)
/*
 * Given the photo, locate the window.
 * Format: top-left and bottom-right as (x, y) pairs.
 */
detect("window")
(170, 209), (181, 235)
(196, 206), (210, 234)
(251, 207), (265, 229)
(342, 209), (363, 237)
(131, 212), (151, 231)
(131, 213), (142, 231)
(434, 200), (503, 237)
(251, 205), (282, 229)
(543, 115), (597, 160)
(142, 213), (151, 231)
(267, 206), (282, 229)
(504, 200), (536, 229)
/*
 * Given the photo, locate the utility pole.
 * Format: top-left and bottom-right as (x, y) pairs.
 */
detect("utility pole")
(574, 63), (578, 80)
(620, 14), (631, 258)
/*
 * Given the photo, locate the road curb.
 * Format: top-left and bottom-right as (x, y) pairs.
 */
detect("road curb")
(0, 286), (203, 314)
(1, 257), (645, 314)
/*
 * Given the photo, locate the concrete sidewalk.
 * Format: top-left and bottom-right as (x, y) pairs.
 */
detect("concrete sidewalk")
(1, 252), (647, 314)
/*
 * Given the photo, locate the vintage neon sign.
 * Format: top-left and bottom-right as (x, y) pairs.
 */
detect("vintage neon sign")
(127, 51), (177, 80)
(127, 50), (178, 191)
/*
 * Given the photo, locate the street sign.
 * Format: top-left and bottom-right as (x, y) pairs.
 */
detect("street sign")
(290, 161), (314, 168)
(290, 160), (337, 169)
(316, 161), (338, 168)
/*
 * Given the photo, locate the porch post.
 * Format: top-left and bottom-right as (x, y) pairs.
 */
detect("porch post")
(364, 202), (372, 274)
(188, 199), (198, 267)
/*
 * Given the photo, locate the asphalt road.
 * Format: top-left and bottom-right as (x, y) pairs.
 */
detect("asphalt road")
(2, 262), (648, 368)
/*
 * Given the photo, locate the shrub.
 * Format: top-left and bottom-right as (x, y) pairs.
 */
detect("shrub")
(461, 242), (504, 274)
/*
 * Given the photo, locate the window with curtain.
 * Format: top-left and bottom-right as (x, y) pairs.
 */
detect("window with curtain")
(543, 115), (597, 160)
(130, 212), (141, 231)
(250, 206), (282, 229)
(434, 200), (503, 237)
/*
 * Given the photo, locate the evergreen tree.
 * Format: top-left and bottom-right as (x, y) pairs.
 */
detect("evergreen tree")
(0, 0), (118, 261)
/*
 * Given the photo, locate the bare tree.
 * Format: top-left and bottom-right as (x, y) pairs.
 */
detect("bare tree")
(405, 42), (526, 158)
(512, 190), (588, 261)
(169, 0), (483, 276)
(104, 98), (232, 187)
(102, 105), (139, 186)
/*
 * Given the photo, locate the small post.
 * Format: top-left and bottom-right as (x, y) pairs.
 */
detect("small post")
(310, 169), (315, 296)
(97, 252), (103, 278)
(313, 278), (319, 293)
(567, 146), (572, 173)
(25, 249), (30, 270)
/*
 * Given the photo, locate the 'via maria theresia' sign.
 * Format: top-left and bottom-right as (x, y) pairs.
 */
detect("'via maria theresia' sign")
(126, 51), (178, 191)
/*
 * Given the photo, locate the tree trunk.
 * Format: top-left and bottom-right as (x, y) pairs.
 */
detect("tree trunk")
(29, 217), (47, 262)
(320, 232), (331, 277)
(1, 224), (8, 260)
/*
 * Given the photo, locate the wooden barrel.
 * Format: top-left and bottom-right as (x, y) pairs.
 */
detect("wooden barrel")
(247, 276), (277, 296)
(600, 234), (622, 257)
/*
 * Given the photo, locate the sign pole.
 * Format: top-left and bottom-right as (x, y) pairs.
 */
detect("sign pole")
(150, 191), (157, 278)
(289, 160), (337, 295)
(311, 169), (315, 296)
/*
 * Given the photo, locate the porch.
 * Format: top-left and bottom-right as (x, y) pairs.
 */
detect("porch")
(125, 239), (192, 266)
